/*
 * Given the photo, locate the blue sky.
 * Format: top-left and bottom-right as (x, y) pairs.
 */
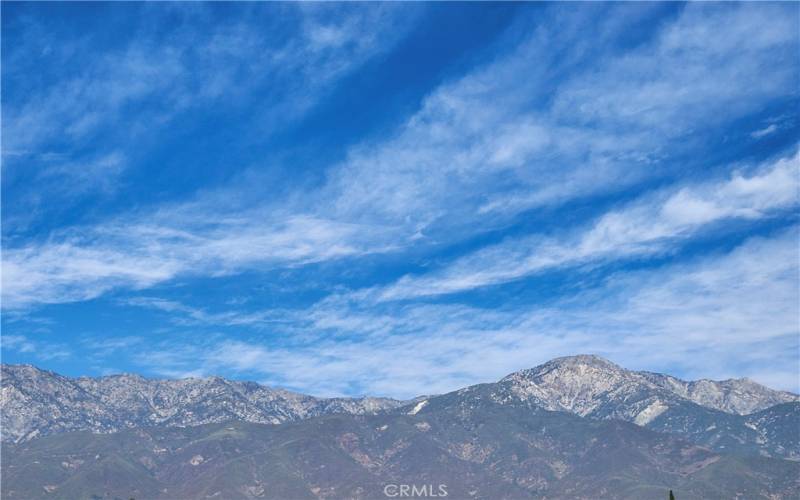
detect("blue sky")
(2, 2), (798, 398)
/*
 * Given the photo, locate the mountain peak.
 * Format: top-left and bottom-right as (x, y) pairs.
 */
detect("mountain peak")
(0, 362), (405, 443)
(3, 363), (50, 374)
(501, 354), (623, 382)
(96, 372), (147, 382)
(2, 363), (66, 382)
(497, 356), (798, 420)
(498, 355), (637, 417)
(556, 353), (610, 362)
(546, 354), (620, 368)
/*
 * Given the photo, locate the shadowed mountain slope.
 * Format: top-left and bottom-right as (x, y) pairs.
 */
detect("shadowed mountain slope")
(2, 356), (798, 460)
(3, 391), (799, 499)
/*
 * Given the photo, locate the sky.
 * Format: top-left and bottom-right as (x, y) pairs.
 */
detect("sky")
(1, 2), (798, 399)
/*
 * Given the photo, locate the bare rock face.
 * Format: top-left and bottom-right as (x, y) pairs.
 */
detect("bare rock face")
(640, 372), (799, 415)
(4, 395), (799, 500)
(2, 356), (798, 459)
(2, 356), (799, 499)
(0, 364), (402, 444)
(494, 355), (799, 458)
(499, 354), (797, 417)
(1, 365), (119, 442)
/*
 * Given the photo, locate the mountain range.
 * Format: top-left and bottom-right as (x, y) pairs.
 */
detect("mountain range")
(2, 355), (798, 499)
(1, 363), (402, 444)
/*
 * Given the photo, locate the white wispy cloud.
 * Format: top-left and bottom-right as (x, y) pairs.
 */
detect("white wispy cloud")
(124, 297), (286, 328)
(553, 3), (798, 134)
(1, 334), (71, 361)
(376, 150), (799, 300)
(81, 336), (144, 357)
(126, 229), (799, 398)
(3, 4), (412, 155)
(3, 2), (797, 312)
(751, 124), (779, 139)
(570, 230), (799, 387)
(2, 3), (417, 235)
(321, 2), (799, 233)
(2, 214), (398, 309)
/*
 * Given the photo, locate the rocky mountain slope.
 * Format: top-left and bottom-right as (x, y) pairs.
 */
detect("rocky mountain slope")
(3, 356), (799, 499)
(499, 355), (797, 417)
(490, 355), (799, 459)
(3, 356), (797, 460)
(1, 364), (402, 443)
(640, 370), (797, 415)
(4, 398), (799, 500)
